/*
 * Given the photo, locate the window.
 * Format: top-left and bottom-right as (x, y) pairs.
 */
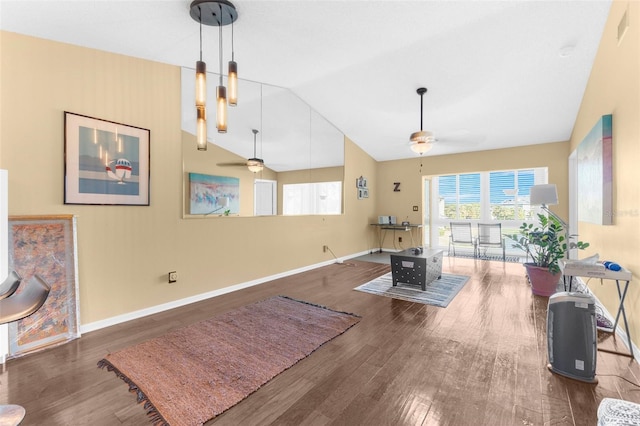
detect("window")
(431, 167), (548, 250)
(439, 173), (481, 220)
(489, 169), (536, 220)
(283, 181), (342, 215)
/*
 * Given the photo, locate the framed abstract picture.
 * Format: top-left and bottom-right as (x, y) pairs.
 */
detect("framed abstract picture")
(7, 215), (80, 358)
(577, 114), (613, 225)
(64, 112), (150, 205)
(189, 173), (240, 215)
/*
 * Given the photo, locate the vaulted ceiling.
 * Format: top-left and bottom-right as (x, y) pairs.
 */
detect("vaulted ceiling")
(0, 1), (611, 161)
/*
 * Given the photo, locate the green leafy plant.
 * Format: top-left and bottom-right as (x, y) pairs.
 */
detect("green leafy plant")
(507, 213), (589, 274)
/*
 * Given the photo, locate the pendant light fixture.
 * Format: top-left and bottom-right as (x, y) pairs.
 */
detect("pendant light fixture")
(216, 4), (227, 133)
(195, 8), (207, 151)
(190, 0), (238, 139)
(228, 18), (238, 106)
(247, 129), (264, 173)
(409, 87), (434, 155)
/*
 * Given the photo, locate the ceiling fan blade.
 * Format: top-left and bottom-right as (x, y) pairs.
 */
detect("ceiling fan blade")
(216, 162), (248, 167)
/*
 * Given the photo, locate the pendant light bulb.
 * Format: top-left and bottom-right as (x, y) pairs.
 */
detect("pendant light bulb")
(216, 2), (227, 133)
(228, 18), (237, 106)
(228, 60), (238, 106)
(196, 107), (207, 150)
(216, 85), (227, 133)
(195, 61), (206, 108)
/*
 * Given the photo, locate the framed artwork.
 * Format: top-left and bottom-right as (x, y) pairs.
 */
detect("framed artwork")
(7, 215), (80, 358)
(356, 176), (369, 199)
(356, 176), (368, 188)
(577, 114), (613, 225)
(64, 112), (150, 205)
(189, 173), (240, 215)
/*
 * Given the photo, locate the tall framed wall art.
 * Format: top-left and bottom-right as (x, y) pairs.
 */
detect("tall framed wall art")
(7, 215), (80, 358)
(577, 114), (613, 225)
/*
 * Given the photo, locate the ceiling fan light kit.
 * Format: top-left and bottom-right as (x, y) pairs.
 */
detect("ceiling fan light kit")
(247, 158), (264, 173)
(410, 140), (433, 154)
(190, 0), (238, 149)
(409, 87), (434, 155)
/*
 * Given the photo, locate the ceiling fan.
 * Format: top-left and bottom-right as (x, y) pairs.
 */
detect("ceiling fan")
(217, 129), (265, 173)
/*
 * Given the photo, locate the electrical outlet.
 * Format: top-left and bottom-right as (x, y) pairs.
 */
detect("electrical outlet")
(323, 245), (328, 253)
(168, 271), (177, 283)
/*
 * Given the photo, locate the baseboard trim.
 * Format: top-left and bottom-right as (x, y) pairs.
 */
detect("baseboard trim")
(81, 250), (371, 334)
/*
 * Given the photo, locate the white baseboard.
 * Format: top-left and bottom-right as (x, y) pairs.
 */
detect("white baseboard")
(81, 251), (369, 334)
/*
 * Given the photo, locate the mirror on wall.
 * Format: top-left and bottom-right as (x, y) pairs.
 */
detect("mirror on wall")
(181, 68), (344, 217)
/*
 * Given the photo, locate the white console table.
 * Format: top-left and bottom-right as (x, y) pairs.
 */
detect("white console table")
(563, 265), (634, 358)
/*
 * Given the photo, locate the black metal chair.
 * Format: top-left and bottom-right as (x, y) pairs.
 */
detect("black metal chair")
(0, 274), (51, 426)
(448, 222), (477, 257)
(477, 223), (506, 261)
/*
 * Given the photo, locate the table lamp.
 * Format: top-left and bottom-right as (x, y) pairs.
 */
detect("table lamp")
(529, 183), (571, 258)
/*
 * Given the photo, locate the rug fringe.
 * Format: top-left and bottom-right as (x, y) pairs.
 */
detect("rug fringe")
(278, 295), (361, 318)
(98, 359), (170, 426)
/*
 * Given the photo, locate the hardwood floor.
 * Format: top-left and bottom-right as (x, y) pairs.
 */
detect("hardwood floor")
(1, 257), (639, 425)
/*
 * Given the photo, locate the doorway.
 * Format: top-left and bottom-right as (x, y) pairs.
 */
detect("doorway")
(254, 179), (277, 216)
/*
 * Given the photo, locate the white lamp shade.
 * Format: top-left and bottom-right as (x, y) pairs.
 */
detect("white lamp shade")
(529, 184), (558, 206)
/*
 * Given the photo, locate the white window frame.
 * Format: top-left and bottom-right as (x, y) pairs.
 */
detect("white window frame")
(282, 181), (342, 216)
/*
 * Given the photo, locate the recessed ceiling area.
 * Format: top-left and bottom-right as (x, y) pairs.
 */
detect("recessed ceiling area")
(0, 0), (611, 161)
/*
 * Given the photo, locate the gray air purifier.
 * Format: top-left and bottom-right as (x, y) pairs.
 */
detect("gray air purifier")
(547, 291), (598, 383)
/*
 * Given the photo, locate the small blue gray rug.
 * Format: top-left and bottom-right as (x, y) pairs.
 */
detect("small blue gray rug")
(354, 272), (470, 308)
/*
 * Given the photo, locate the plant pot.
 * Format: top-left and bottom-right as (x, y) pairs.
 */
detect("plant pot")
(523, 263), (561, 296)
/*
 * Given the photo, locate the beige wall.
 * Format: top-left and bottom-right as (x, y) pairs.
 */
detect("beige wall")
(374, 141), (570, 250)
(569, 1), (640, 348)
(0, 31), (377, 325)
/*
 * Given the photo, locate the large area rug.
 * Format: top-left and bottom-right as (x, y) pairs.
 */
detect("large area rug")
(354, 272), (469, 307)
(98, 296), (360, 426)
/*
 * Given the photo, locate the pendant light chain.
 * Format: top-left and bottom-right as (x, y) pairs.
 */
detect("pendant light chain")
(260, 84), (263, 158)
(420, 91), (424, 131)
(218, 4), (223, 86)
(199, 12), (203, 62)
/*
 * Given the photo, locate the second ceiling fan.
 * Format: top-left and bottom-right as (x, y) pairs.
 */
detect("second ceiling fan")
(217, 129), (264, 173)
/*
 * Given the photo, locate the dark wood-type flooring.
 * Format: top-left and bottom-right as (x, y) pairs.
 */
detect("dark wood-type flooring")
(1, 257), (639, 425)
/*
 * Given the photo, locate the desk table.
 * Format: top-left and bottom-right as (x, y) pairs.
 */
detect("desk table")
(370, 224), (423, 252)
(563, 265), (634, 358)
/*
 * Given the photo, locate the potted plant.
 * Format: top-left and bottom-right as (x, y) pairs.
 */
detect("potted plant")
(507, 213), (589, 296)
